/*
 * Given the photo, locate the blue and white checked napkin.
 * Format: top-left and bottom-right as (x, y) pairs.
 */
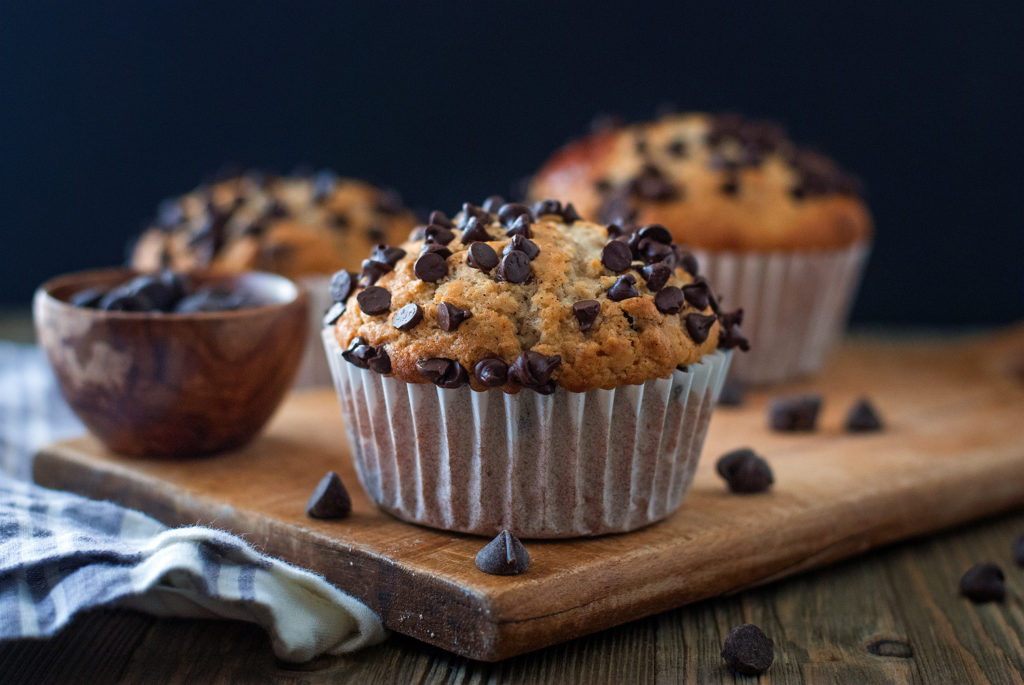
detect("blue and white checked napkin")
(0, 342), (385, 662)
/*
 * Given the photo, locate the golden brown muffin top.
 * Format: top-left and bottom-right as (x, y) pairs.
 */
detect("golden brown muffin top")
(529, 112), (872, 251)
(130, 171), (416, 279)
(331, 199), (747, 394)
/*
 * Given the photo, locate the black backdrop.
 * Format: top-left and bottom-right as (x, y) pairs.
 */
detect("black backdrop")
(2, 2), (1022, 324)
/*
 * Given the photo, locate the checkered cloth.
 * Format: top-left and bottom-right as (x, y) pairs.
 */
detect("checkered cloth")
(0, 342), (385, 662)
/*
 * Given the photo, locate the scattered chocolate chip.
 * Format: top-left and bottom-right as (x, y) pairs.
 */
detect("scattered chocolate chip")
(505, 214), (533, 238)
(437, 302), (472, 332)
(654, 286), (684, 314)
(640, 263), (672, 292)
(504, 235), (539, 260)
(356, 286), (391, 315)
(866, 639), (914, 659)
(424, 223), (456, 245)
(601, 240), (633, 272)
(460, 216), (492, 244)
(460, 202), (492, 226)
(531, 199), (563, 218)
(392, 303), (423, 331)
(414, 251), (448, 282)
(474, 358), (508, 387)
(722, 624), (774, 676)
(637, 239), (674, 265)
(420, 243), (453, 259)
(509, 351), (561, 394)
(716, 448), (773, 493)
(845, 398), (884, 432)
(173, 288), (248, 313)
(322, 302), (346, 327)
(637, 224), (672, 245)
(606, 222), (626, 238)
(666, 139), (688, 157)
(1013, 535), (1024, 567)
(628, 163), (679, 201)
(573, 300), (601, 332)
(467, 242), (499, 272)
(684, 313), (716, 343)
(330, 270), (356, 303)
(676, 250), (699, 276)
(482, 195), (505, 213)
(68, 287), (107, 308)
(341, 337), (383, 369)
(428, 210), (453, 228)
(717, 308), (750, 351)
(498, 250), (531, 283)
(682, 282), (711, 310)
(960, 563), (1005, 602)
(305, 472), (352, 519)
(360, 258), (391, 286)
(370, 245), (406, 267)
(497, 202), (532, 227)
(769, 394), (822, 431)
(416, 358), (469, 389)
(475, 530), (530, 575)
(561, 203), (581, 223)
(718, 378), (747, 407)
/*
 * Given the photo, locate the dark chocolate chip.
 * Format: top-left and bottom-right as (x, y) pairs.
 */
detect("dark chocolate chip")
(367, 347), (391, 374)
(305, 471), (352, 519)
(606, 222), (626, 238)
(124, 275), (178, 311)
(416, 358), (469, 389)
(341, 338), (378, 369)
(601, 240), (632, 272)
(498, 250), (531, 283)
(497, 202), (532, 227)
(531, 199), (562, 217)
(684, 313), (716, 343)
(69, 287), (107, 309)
(573, 300), (601, 332)
(504, 235), (539, 260)
(640, 263), (672, 292)
(866, 639), (914, 659)
(370, 244), (406, 267)
(428, 210), (454, 228)
(1013, 535), (1024, 567)
(460, 216), (493, 244)
(666, 139), (688, 157)
(716, 448), (773, 493)
(676, 249), (699, 276)
(323, 302), (346, 327)
(638, 239), (674, 265)
(392, 303), (423, 331)
(505, 214), (533, 238)
(356, 286), (391, 315)
(607, 274), (639, 301)
(682, 282), (711, 310)
(654, 286), (684, 314)
(100, 291), (151, 312)
(474, 358), (508, 387)
(475, 530), (530, 575)
(959, 563), (1005, 602)
(561, 203), (581, 223)
(437, 302), (472, 332)
(330, 270), (356, 303)
(467, 242), (499, 272)
(769, 394), (822, 431)
(718, 377), (747, 407)
(628, 163), (679, 201)
(482, 195), (505, 213)
(173, 288), (246, 313)
(637, 224), (672, 245)
(722, 624), (774, 676)
(845, 398), (884, 432)
(508, 351), (561, 394)
(420, 243), (453, 259)
(717, 308), (750, 351)
(360, 259), (391, 286)
(414, 251), (448, 282)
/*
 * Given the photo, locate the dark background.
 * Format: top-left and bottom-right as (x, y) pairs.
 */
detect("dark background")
(2, 2), (1021, 324)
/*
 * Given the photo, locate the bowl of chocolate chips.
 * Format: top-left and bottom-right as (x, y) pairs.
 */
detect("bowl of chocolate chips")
(34, 268), (308, 457)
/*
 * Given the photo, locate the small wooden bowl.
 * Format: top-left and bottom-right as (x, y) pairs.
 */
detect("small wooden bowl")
(34, 269), (309, 458)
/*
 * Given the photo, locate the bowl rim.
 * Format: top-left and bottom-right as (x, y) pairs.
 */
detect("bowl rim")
(35, 267), (308, 321)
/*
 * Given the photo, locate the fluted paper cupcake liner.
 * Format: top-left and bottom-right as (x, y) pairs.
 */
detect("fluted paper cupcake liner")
(323, 329), (731, 538)
(692, 242), (870, 385)
(293, 275), (333, 388)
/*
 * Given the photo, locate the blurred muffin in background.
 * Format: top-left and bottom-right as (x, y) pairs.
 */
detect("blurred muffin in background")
(529, 112), (873, 384)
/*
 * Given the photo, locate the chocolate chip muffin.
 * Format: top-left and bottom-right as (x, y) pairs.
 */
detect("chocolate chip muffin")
(529, 112), (873, 384)
(322, 198), (742, 537)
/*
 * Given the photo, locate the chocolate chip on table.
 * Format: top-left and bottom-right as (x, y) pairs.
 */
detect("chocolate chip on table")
(505, 214), (533, 239)
(716, 448), (773, 493)
(560, 202), (581, 223)
(437, 302), (472, 332)
(654, 286), (684, 314)
(428, 210), (454, 228)
(467, 242), (499, 272)
(424, 224), (456, 245)
(330, 270), (356, 303)
(682, 282), (711, 310)
(474, 358), (509, 387)
(414, 250), (448, 283)
(497, 202), (532, 227)
(356, 286), (391, 315)
(69, 287), (107, 309)
(845, 398), (884, 432)
(504, 235), (539, 260)
(722, 624), (774, 676)
(482, 195), (505, 213)
(305, 472), (352, 519)
(607, 274), (639, 301)
(769, 394), (822, 431)
(640, 263), (672, 292)
(392, 303), (423, 331)
(573, 300), (601, 332)
(1013, 534), (1024, 567)
(601, 240), (633, 272)
(416, 358), (469, 389)
(475, 530), (530, 575)
(322, 302), (346, 327)
(498, 250), (531, 283)
(959, 563), (1005, 602)
(684, 313), (716, 343)
(718, 377), (748, 407)
(124, 274), (178, 311)
(509, 351), (561, 394)
(460, 216), (493, 244)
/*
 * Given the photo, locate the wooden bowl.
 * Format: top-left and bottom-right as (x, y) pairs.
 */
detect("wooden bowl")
(33, 268), (309, 457)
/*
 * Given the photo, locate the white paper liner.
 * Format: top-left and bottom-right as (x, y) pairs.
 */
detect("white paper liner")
(323, 329), (731, 538)
(293, 275), (333, 388)
(692, 242), (870, 385)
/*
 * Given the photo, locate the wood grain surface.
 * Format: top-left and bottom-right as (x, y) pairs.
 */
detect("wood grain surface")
(30, 328), (1024, 665)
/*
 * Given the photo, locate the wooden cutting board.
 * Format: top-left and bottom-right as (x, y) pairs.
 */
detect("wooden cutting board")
(33, 327), (1024, 662)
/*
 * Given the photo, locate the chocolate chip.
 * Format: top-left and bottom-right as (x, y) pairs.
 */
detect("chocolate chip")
(460, 202), (492, 225)
(716, 448), (773, 493)
(606, 222), (626, 239)
(638, 239), (674, 265)
(722, 624), (774, 676)
(654, 286), (684, 314)
(718, 378), (747, 407)
(330, 270), (356, 303)
(685, 313), (716, 343)
(640, 263), (672, 292)
(323, 302), (345, 327)
(341, 337), (387, 370)
(666, 139), (688, 157)
(1013, 535), (1024, 567)
(367, 347), (392, 374)
(467, 242), (499, 272)
(717, 308), (750, 351)
(505, 214), (533, 239)
(628, 163), (679, 201)
(682, 282), (711, 310)
(124, 274), (178, 312)
(608, 273), (639, 301)
(424, 224), (456, 245)
(769, 394), (822, 431)
(420, 243), (452, 259)
(305, 472), (352, 519)
(356, 286), (391, 315)
(845, 398), (884, 432)
(531, 199), (562, 217)
(474, 358), (508, 387)
(561, 203), (581, 223)
(482, 195), (505, 213)
(414, 251), (448, 283)
(637, 224), (672, 245)
(370, 244), (406, 267)
(866, 639), (914, 659)
(959, 563), (1005, 602)
(100, 291), (151, 312)
(601, 240), (632, 272)
(392, 303), (423, 331)
(475, 530), (530, 575)
(173, 288), (247, 313)
(573, 300), (601, 332)
(428, 210), (453, 228)
(676, 250), (699, 276)
(69, 287), (107, 309)
(416, 358), (469, 389)
(460, 215), (492, 244)
(508, 351), (561, 394)
(360, 259), (391, 286)
(498, 250), (531, 283)
(504, 235), (539, 260)
(437, 302), (472, 332)
(497, 202), (532, 227)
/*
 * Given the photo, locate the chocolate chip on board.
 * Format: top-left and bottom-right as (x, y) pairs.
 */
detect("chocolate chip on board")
(416, 358), (469, 389)
(769, 394), (822, 431)
(572, 300), (601, 332)
(305, 471), (352, 519)
(414, 250), (448, 282)
(475, 530), (531, 575)
(420, 242), (453, 259)
(392, 303), (423, 331)
(722, 624), (774, 676)
(424, 223), (456, 245)
(716, 448), (773, 493)
(356, 286), (391, 315)
(681, 282), (711, 310)
(437, 302), (472, 332)
(467, 242), (499, 272)
(481, 195), (505, 213)
(959, 563), (1005, 602)
(684, 313), (716, 343)
(845, 398), (884, 432)
(601, 240), (633, 272)
(607, 274), (639, 301)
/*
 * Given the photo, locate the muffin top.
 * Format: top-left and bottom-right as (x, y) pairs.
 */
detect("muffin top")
(331, 198), (748, 394)
(130, 171), (417, 280)
(528, 112), (872, 251)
